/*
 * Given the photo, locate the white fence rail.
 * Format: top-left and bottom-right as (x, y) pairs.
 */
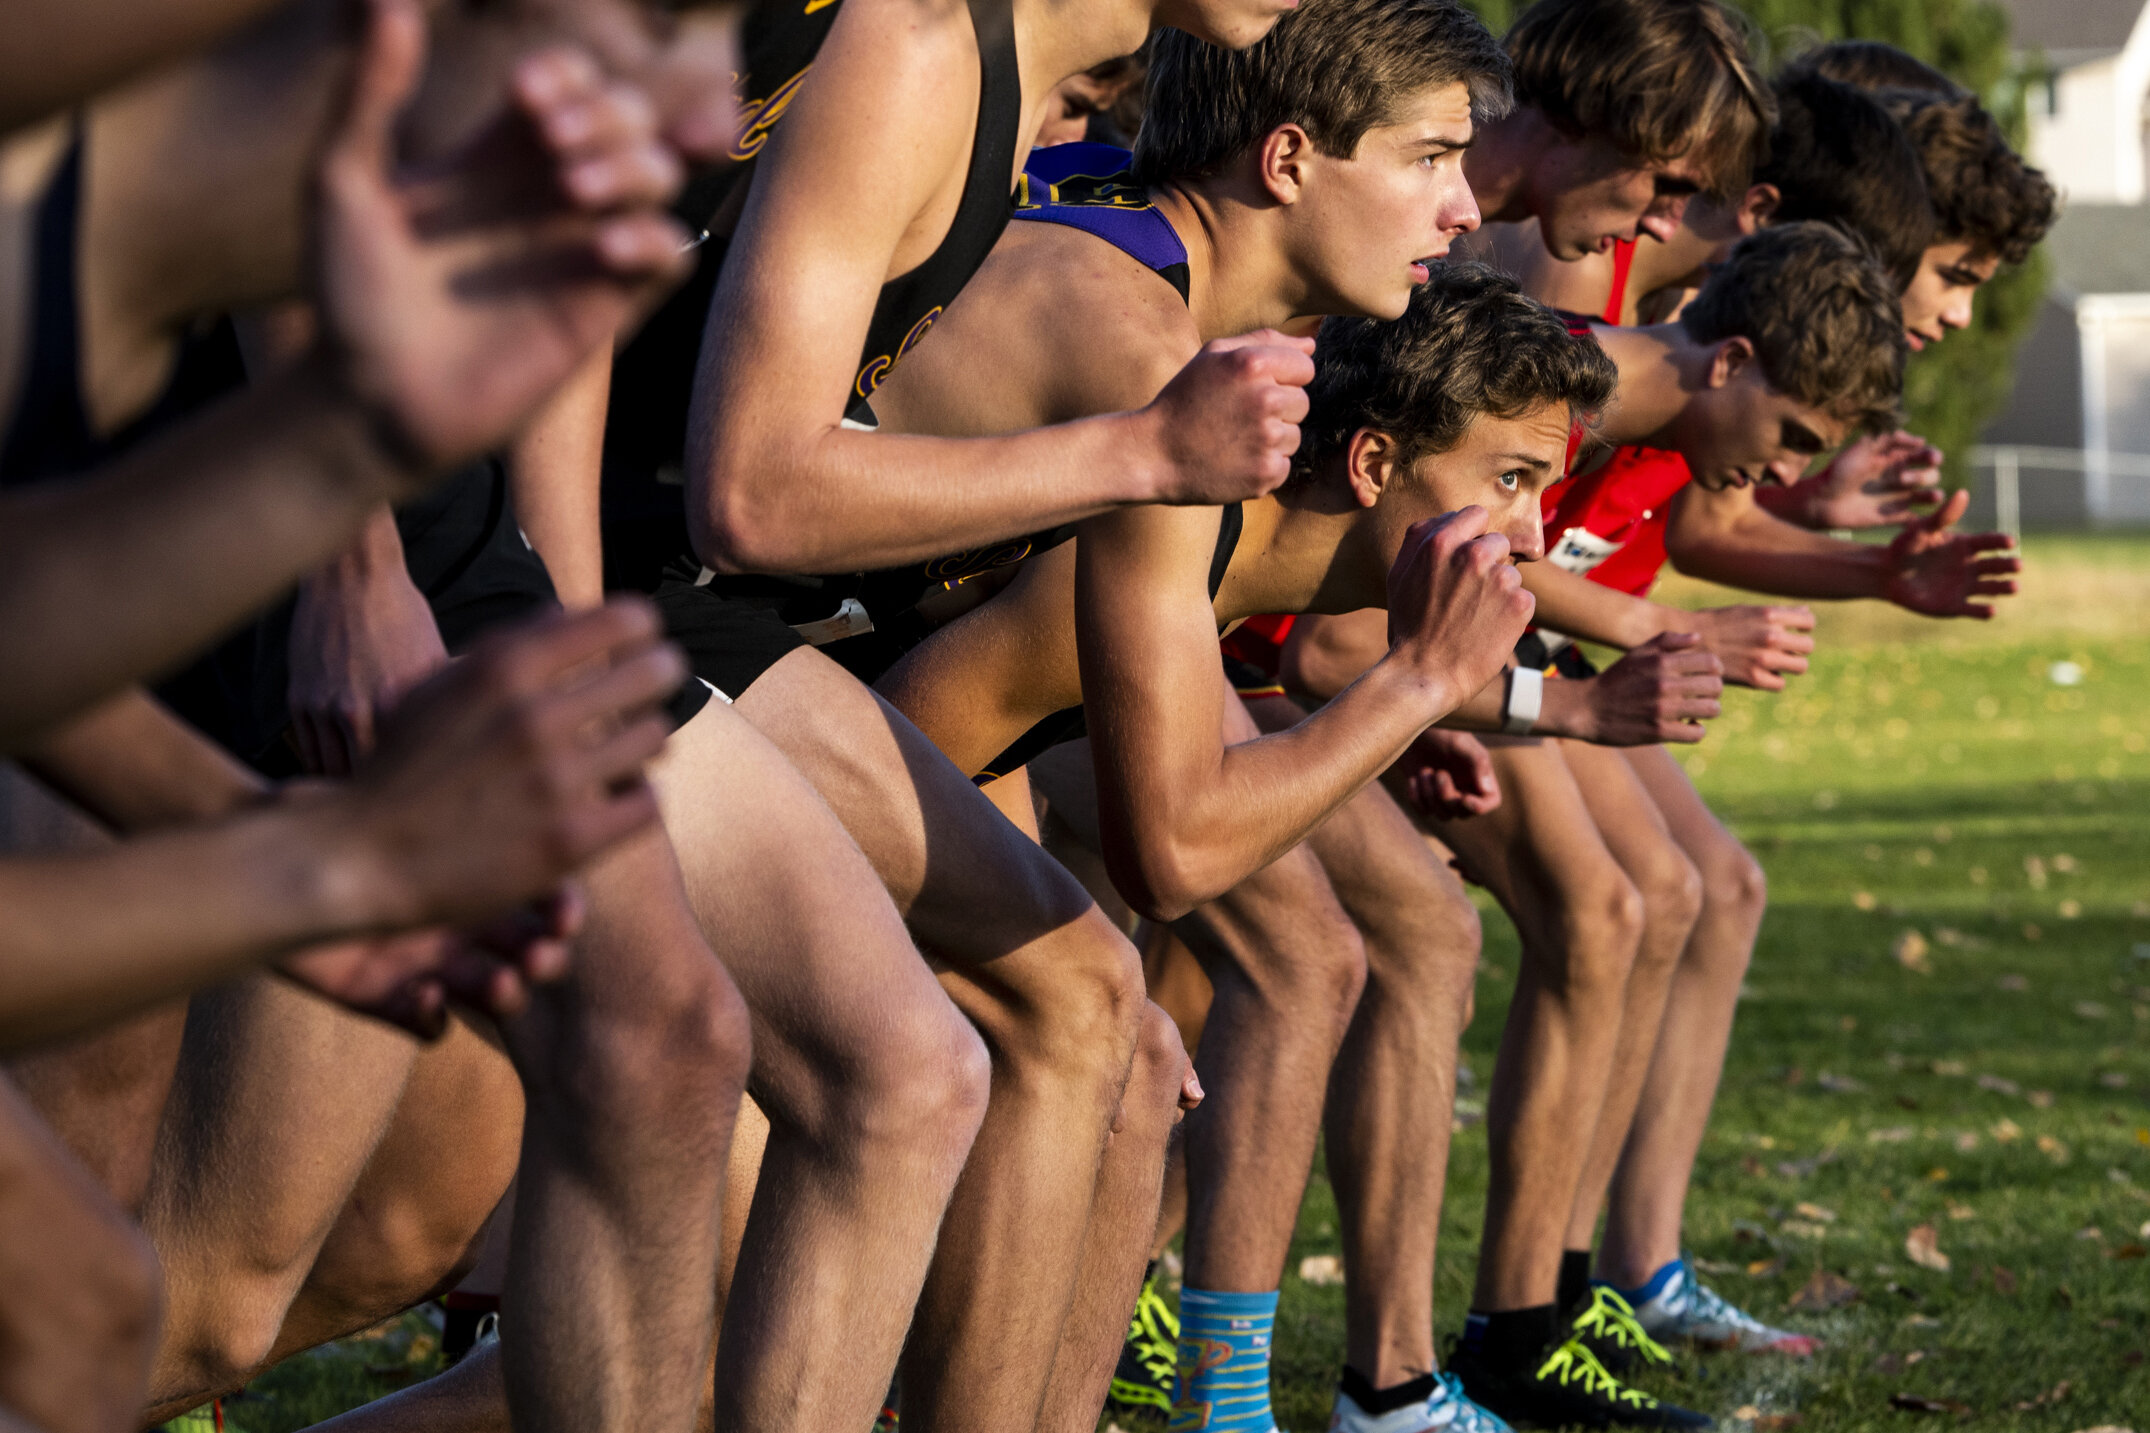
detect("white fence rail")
(1966, 444), (2150, 535)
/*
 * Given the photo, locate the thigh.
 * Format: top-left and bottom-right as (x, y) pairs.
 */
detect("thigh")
(651, 693), (963, 1108)
(1425, 739), (1617, 945)
(732, 646), (1094, 962)
(1620, 744), (1747, 876)
(1558, 740), (1690, 893)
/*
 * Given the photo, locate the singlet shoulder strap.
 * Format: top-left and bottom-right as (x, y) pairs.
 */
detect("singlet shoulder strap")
(1208, 503), (1244, 599)
(0, 130), (90, 481)
(1602, 237), (1637, 325)
(1013, 143), (1190, 302)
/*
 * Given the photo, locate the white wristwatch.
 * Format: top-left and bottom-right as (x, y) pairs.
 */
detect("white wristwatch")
(1502, 666), (1544, 735)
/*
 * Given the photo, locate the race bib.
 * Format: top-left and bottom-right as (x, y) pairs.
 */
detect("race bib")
(1549, 525), (1620, 575)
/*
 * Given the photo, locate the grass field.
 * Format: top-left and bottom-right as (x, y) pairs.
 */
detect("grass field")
(214, 535), (2150, 1433)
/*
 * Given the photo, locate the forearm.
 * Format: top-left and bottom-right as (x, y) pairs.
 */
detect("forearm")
(688, 403), (1168, 576)
(1752, 480), (1820, 527)
(509, 346), (611, 608)
(18, 690), (266, 832)
(1520, 562), (1691, 649)
(2, 0), (284, 133)
(0, 801), (385, 1049)
(0, 356), (432, 750)
(1667, 495), (1889, 598)
(1100, 657), (1452, 917)
(1434, 668), (1597, 741)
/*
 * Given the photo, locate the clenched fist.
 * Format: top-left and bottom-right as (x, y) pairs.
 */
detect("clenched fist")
(1688, 604), (1814, 690)
(1385, 508), (1537, 710)
(1142, 331), (1315, 505)
(1581, 632), (1723, 745)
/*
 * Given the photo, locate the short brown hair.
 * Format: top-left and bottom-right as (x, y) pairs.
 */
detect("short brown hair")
(1131, 0), (1511, 185)
(1758, 70), (1933, 289)
(1790, 39), (1963, 99)
(1889, 92), (2057, 266)
(1505, 0), (1773, 202)
(1680, 221), (1906, 433)
(1298, 263), (1618, 479)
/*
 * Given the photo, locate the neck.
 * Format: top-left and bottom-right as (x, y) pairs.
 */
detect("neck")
(1221, 485), (1388, 621)
(1462, 108), (1551, 225)
(1153, 179), (1327, 341)
(1591, 321), (1707, 448)
(1016, 0), (1152, 98)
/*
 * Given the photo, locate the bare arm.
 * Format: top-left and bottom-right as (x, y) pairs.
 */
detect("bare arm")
(1080, 508), (1529, 920)
(684, 0), (1309, 575)
(1521, 559), (1814, 689)
(0, 0), (286, 134)
(1666, 483), (2019, 615)
(1282, 607), (1722, 744)
(509, 345), (613, 610)
(0, 12), (694, 752)
(0, 603), (682, 1047)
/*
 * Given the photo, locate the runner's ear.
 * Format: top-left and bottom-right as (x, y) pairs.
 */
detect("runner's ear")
(1344, 428), (1398, 508)
(1706, 335), (1754, 389)
(1256, 123), (1314, 206)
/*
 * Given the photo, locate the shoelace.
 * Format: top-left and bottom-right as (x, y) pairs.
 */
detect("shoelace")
(1134, 1282), (1180, 1377)
(1535, 1340), (1658, 1409)
(1432, 1371), (1513, 1433)
(1573, 1285), (1674, 1365)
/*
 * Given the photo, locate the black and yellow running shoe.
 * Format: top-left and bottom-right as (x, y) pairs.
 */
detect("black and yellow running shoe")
(1449, 1336), (1711, 1430)
(1567, 1284), (1675, 1377)
(1105, 1264), (1180, 1420)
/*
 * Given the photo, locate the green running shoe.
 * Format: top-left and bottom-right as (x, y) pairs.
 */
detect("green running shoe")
(1449, 1337), (1711, 1430)
(1567, 1284), (1675, 1377)
(1106, 1265), (1180, 1419)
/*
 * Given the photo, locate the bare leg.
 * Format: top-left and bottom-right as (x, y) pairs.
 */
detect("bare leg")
(658, 696), (991, 1433)
(1555, 744), (1703, 1260)
(1036, 1003), (1188, 1433)
(737, 649), (1148, 1433)
(0, 1073), (160, 1433)
(1429, 740), (1643, 1314)
(1304, 778), (1481, 1387)
(5, 1003), (186, 1217)
(1593, 747), (1765, 1288)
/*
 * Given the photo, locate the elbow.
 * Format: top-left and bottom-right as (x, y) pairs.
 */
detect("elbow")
(690, 464), (809, 577)
(1111, 837), (1224, 924)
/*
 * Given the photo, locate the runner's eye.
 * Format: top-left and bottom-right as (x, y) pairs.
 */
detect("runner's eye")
(1498, 469), (1523, 492)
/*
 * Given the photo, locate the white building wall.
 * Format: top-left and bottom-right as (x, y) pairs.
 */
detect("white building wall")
(2029, 58), (2130, 201)
(2078, 296), (2150, 522)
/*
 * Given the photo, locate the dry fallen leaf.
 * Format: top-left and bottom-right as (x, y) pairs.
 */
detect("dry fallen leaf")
(1747, 1257), (1784, 1278)
(2029, 1090), (2055, 1108)
(1932, 1060), (1967, 1077)
(1781, 1219), (1829, 1240)
(1893, 930), (1932, 974)
(2039, 1134), (2071, 1163)
(1992, 1118), (2023, 1142)
(1854, 890), (1877, 911)
(1795, 1201), (1838, 1223)
(1297, 1254), (1343, 1286)
(1976, 1073), (2020, 1096)
(2110, 1243), (2148, 1261)
(1788, 1268), (1860, 1310)
(1946, 1202), (1976, 1221)
(1997, 973), (2028, 991)
(1953, 1131), (1980, 1152)
(1991, 1265), (2018, 1294)
(2013, 1381), (2073, 1412)
(1905, 1224), (1950, 1272)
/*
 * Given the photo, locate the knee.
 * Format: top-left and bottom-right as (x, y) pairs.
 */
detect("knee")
(971, 910), (1148, 1087)
(1543, 869), (1645, 998)
(815, 995), (991, 1173)
(1125, 1002), (1191, 1126)
(1634, 853), (1705, 971)
(1708, 844), (1768, 927)
(552, 937), (754, 1133)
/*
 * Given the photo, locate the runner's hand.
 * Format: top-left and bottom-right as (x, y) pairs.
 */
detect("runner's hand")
(1399, 727), (1501, 819)
(1688, 603), (1814, 691)
(276, 889), (581, 1036)
(312, 0), (692, 479)
(1881, 489), (2020, 619)
(1142, 331), (1315, 505)
(336, 599), (683, 932)
(1581, 632), (1721, 745)
(289, 554), (448, 776)
(1778, 431), (1943, 529)
(1385, 507), (1536, 709)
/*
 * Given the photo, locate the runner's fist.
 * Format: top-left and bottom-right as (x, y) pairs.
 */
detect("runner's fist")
(1385, 507), (1536, 709)
(334, 599), (683, 932)
(1143, 331), (1315, 504)
(1399, 727), (1501, 820)
(1689, 603), (1814, 690)
(1581, 632), (1722, 745)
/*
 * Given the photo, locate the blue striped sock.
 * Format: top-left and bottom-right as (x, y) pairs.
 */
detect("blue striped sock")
(1170, 1287), (1279, 1433)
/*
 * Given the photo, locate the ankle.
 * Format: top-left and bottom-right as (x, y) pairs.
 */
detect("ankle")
(1339, 1365), (1437, 1416)
(1460, 1304), (1559, 1370)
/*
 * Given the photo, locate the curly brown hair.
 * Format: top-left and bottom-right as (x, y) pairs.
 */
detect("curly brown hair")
(1887, 92), (2057, 266)
(1504, 0), (1774, 202)
(1789, 38), (1963, 100)
(1130, 0), (1511, 185)
(1681, 221), (1906, 433)
(1297, 263), (1618, 481)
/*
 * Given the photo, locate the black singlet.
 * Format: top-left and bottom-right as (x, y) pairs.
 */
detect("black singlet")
(0, 134), (246, 486)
